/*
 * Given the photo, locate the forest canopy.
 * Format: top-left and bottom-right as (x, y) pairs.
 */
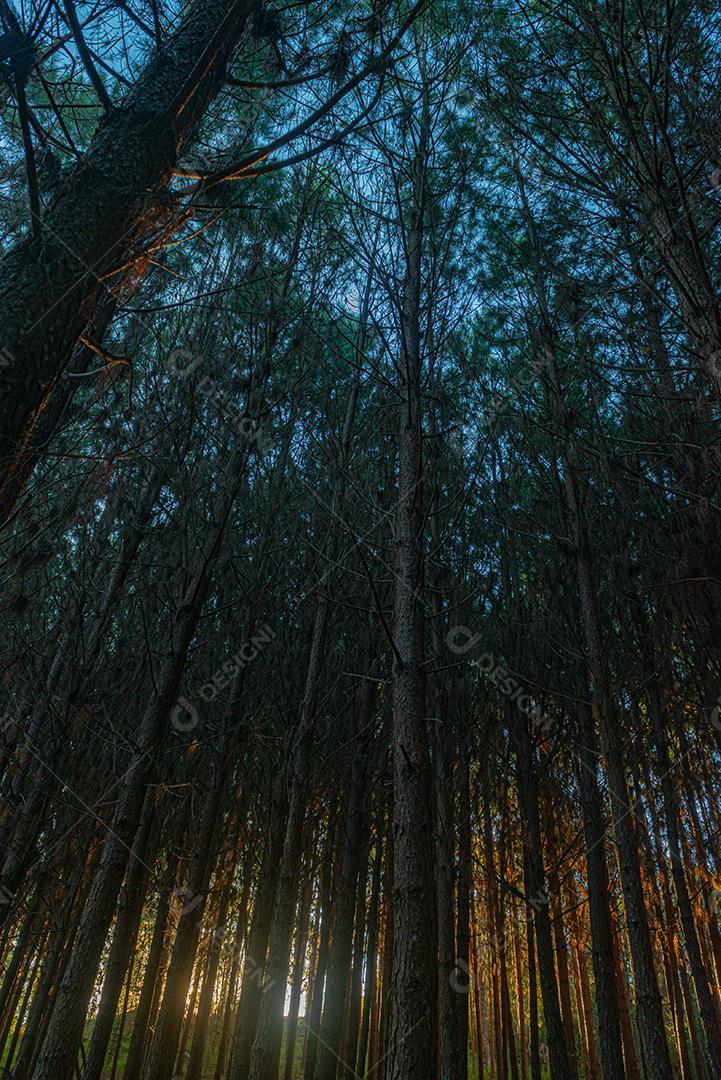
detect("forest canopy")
(1, 0), (721, 1079)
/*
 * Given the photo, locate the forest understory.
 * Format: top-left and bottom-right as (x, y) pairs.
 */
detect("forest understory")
(0, 0), (720, 1079)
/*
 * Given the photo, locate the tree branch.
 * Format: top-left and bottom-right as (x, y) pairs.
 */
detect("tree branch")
(61, 0), (113, 110)
(200, 0), (429, 186)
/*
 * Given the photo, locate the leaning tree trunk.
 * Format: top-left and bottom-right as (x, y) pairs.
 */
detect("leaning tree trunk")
(0, 456), (164, 914)
(82, 787), (159, 1080)
(12, 836), (92, 1080)
(30, 466), (240, 1080)
(0, 0), (257, 522)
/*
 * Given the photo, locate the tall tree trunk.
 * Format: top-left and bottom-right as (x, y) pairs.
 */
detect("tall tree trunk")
(145, 759), (230, 1080)
(213, 852), (253, 1080)
(513, 898), (528, 1080)
(522, 853), (542, 1080)
(514, 141), (672, 1078)
(342, 824), (371, 1072)
(651, 700), (721, 1068)
(568, 510), (674, 1080)
(186, 880), (233, 1080)
(573, 690), (626, 1080)
(643, 762), (696, 1080)
(546, 821), (578, 1080)
(456, 738), (471, 1080)
(553, 382), (674, 1080)
(435, 701), (460, 1080)
(609, 908), (641, 1080)
(227, 777), (287, 1080)
(12, 837), (92, 1080)
(303, 816), (338, 1080)
(385, 103), (437, 1080)
(511, 721), (571, 1080)
(282, 871), (313, 1080)
(123, 856), (178, 1080)
(313, 736), (370, 1080)
(356, 816), (384, 1078)
(247, 318), (365, 1080)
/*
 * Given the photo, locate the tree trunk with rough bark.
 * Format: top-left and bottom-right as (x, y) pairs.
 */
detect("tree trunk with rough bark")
(0, 0), (257, 520)
(385, 103), (437, 1080)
